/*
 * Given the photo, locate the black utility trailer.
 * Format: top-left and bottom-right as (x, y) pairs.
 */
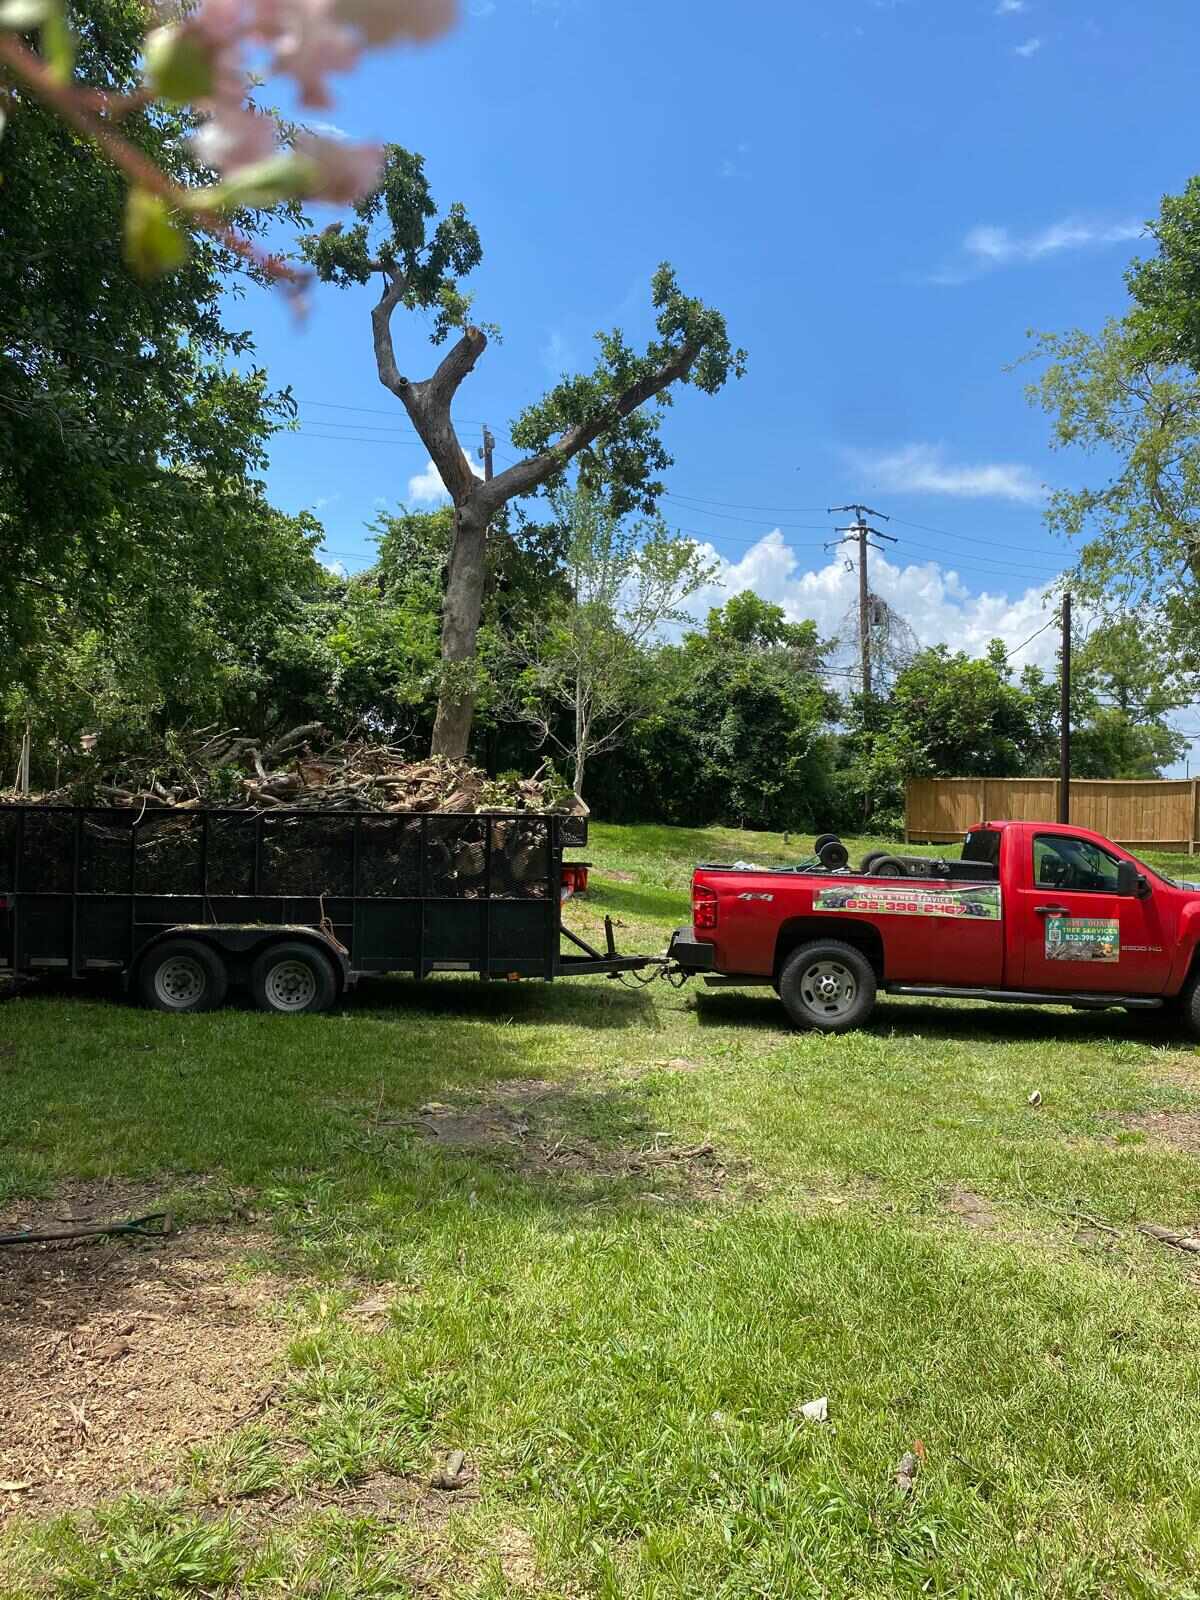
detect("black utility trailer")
(0, 805), (651, 1013)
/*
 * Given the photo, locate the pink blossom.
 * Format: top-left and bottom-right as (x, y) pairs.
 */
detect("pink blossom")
(268, 0), (361, 106)
(192, 104), (277, 173)
(190, 0), (245, 46)
(295, 132), (383, 201)
(331, 0), (456, 45)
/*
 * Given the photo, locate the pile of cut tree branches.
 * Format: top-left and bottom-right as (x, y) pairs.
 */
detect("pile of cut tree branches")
(2, 725), (583, 815)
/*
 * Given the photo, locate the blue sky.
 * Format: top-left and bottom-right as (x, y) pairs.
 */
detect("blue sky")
(241, 0), (1200, 702)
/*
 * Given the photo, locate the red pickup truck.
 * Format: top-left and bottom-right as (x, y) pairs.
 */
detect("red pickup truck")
(667, 820), (1200, 1033)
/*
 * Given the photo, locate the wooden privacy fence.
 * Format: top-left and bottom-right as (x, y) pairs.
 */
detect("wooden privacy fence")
(906, 778), (1199, 854)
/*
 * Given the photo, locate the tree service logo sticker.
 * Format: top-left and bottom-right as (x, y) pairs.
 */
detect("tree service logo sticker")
(813, 885), (1002, 920)
(1044, 916), (1120, 963)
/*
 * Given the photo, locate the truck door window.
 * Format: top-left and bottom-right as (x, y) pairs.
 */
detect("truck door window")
(1033, 835), (1122, 894)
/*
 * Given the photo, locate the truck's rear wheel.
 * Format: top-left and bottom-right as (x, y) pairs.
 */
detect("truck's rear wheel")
(250, 941), (337, 1015)
(139, 939), (228, 1014)
(778, 940), (877, 1033)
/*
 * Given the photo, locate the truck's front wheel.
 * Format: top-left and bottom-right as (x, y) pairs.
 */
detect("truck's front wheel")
(1176, 969), (1200, 1038)
(778, 941), (877, 1033)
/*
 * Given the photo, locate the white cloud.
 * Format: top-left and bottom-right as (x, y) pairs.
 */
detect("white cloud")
(307, 120), (349, 140)
(407, 452), (485, 505)
(995, 0), (1027, 13)
(967, 218), (1142, 264)
(846, 444), (1046, 505)
(1014, 35), (1042, 55)
(321, 557), (347, 577)
(931, 215), (1144, 283)
(313, 493), (340, 511)
(541, 329), (572, 375)
(469, 0), (496, 15)
(718, 142), (751, 180)
(682, 530), (1061, 668)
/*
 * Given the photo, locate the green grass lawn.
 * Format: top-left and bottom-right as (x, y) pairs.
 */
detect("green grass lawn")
(3, 826), (1200, 1598)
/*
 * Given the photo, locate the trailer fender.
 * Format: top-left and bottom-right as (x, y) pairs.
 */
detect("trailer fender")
(129, 924), (353, 993)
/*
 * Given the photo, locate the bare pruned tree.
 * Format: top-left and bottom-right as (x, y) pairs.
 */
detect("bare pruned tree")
(302, 146), (744, 760)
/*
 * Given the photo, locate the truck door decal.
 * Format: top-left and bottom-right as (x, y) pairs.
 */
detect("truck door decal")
(813, 884), (1001, 920)
(1044, 916), (1120, 963)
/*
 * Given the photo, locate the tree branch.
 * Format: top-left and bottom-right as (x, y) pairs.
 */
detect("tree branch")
(476, 337), (702, 517)
(370, 288), (485, 505)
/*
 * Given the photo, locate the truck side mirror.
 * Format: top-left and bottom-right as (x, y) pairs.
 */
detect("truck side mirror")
(1116, 861), (1148, 898)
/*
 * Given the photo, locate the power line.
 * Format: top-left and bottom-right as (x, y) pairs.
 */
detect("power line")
(662, 491), (831, 515)
(886, 513), (1063, 559)
(297, 398), (484, 426)
(662, 493), (1060, 559)
(1005, 616), (1058, 659)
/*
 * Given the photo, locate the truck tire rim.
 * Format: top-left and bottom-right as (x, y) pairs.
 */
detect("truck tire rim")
(799, 959), (856, 1017)
(265, 959), (317, 1012)
(155, 956), (206, 1008)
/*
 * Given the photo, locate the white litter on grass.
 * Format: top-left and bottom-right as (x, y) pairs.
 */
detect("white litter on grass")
(797, 1396), (829, 1423)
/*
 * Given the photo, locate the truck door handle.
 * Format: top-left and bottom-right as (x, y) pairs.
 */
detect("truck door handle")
(1035, 904), (1069, 916)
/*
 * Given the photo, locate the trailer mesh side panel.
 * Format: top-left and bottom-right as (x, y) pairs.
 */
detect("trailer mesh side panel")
(490, 818), (550, 899)
(426, 816), (489, 898)
(261, 815), (354, 897)
(19, 811), (74, 893)
(0, 810), (17, 888)
(133, 814), (204, 895)
(79, 812), (136, 893)
(207, 814), (257, 896)
(357, 816), (422, 897)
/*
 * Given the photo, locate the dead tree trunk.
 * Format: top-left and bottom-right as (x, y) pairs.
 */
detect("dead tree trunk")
(430, 502), (489, 758)
(367, 267), (704, 762)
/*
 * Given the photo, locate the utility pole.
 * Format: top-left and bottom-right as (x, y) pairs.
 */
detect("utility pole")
(828, 503), (897, 697)
(1059, 591), (1072, 824)
(480, 424), (495, 483)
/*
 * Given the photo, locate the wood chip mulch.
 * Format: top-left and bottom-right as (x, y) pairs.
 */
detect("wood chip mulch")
(0, 1178), (286, 1521)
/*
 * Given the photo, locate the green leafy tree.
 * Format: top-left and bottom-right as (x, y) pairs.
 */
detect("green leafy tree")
(502, 488), (715, 797)
(301, 146), (745, 760)
(836, 643), (1057, 829)
(592, 594), (837, 831)
(0, 0), (306, 670)
(1071, 620), (1187, 778)
(1, 497), (325, 787)
(1027, 179), (1200, 679)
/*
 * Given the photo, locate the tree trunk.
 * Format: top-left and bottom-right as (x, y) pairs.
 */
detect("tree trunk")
(431, 505), (489, 760)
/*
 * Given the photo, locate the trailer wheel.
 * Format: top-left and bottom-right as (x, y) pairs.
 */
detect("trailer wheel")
(778, 940), (877, 1033)
(813, 833), (839, 853)
(250, 941), (337, 1015)
(139, 939), (228, 1014)
(859, 850), (887, 873)
(869, 854), (907, 877)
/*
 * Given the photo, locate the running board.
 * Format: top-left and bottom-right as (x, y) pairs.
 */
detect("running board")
(886, 984), (1163, 1010)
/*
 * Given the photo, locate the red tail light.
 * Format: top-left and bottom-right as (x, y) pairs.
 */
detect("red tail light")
(693, 884), (718, 930)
